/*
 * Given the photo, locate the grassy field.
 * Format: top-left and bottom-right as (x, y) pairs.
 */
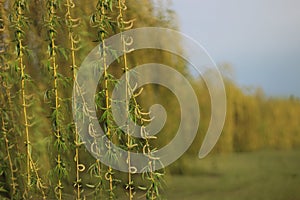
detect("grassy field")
(163, 150), (300, 200)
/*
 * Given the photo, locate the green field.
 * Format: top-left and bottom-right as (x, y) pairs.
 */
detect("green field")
(164, 150), (300, 200)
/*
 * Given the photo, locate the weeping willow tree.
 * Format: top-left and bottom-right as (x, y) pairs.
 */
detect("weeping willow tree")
(0, 0), (182, 199)
(2, 0), (300, 199)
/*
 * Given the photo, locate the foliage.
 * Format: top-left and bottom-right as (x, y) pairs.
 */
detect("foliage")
(0, 0), (173, 199)
(1, 0), (300, 199)
(189, 76), (300, 156)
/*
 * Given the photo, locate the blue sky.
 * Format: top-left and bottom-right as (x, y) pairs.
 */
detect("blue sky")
(170, 0), (300, 97)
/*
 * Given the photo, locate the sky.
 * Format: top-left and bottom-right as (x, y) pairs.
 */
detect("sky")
(169, 0), (300, 97)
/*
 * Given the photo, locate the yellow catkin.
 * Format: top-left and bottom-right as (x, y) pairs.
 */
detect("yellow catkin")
(12, 0), (46, 198)
(96, 1), (114, 197)
(65, 0), (83, 198)
(117, 0), (134, 199)
(47, 0), (64, 198)
(0, 3), (17, 196)
(1, 102), (17, 195)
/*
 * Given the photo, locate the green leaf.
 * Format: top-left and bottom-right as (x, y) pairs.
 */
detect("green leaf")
(0, 186), (8, 193)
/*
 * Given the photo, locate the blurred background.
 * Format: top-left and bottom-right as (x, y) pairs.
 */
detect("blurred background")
(161, 0), (300, 199)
